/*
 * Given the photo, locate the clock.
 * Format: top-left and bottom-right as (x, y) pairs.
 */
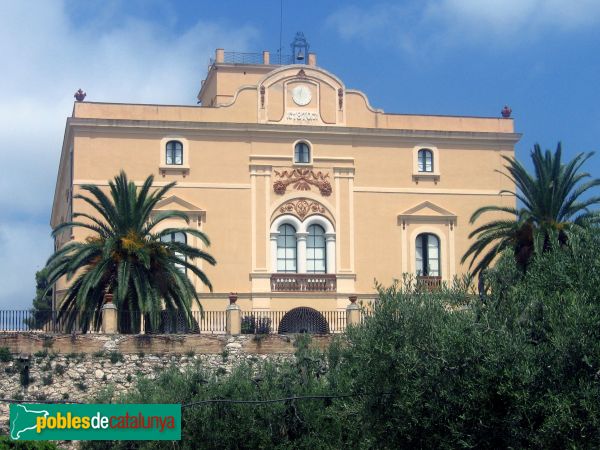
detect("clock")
(292, 85), (312, 106)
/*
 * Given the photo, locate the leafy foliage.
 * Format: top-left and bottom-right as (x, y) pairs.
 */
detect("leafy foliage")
(85, 229), (600, 448)
(82, 336), (355, 450)
(463, 142), (600, 276)
(0, 435), (59, 449)
(340, 227), (600, 448)
(44, 171), (216, 332)
(24, 268), (53, 330)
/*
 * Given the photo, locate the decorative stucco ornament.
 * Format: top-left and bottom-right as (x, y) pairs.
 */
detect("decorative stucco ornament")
(273, 169), (332, 196)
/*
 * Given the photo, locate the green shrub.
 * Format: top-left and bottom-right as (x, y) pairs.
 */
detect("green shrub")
(33, 350), (48, 358)
(0, 347), (13, 362)
(108, 351), (124, 364)
(81, 229), (600, 449)
(41, 374), (53, 386)
(0, 435), (59, 449)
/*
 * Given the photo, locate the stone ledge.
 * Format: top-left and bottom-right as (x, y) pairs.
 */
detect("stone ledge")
(0, 332), (333, 355)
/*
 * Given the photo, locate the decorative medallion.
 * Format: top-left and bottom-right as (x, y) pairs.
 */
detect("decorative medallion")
(260, 85), (265, 108)
(273, 169), (332, 196)
(279, 199), (325, 219)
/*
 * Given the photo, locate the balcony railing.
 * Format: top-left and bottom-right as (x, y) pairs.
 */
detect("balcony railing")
(270, 274), (337, 292)
(416, 276), (442, 291)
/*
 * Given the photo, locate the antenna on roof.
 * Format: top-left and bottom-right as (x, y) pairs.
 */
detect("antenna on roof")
(278, 0), (283, 64)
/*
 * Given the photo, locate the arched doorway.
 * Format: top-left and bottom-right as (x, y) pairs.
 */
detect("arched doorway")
(278, 307), (329, 334)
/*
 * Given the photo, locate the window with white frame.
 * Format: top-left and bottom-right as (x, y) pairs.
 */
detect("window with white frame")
(277, 224), (297, 273)
(294, 141), (310, 164)
(166, 140), (183, 165)
(418, 149), (433, 172)
(415, 233), (440, 276)
(306, 224), (326, 273)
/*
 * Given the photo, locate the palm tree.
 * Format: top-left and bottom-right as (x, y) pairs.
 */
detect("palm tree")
(462, 143), (600, 277)
(45, 171), (216, 332)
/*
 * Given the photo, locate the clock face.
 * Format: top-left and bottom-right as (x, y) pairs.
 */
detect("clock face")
(292, 85), (312, 106)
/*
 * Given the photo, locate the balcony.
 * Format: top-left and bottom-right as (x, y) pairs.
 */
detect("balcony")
(270, 274), (337, 292)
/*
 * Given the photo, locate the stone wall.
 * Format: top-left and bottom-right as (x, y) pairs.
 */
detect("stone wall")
(0, 333), (333, 435)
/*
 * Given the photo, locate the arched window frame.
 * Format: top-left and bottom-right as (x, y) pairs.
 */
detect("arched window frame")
(415, 232), (441, 277)
(293, 140), (312, 165)
(159, 136), (190, 175)
(270, 214), (336, 274)
(166, 140), (183, 166)
(276, 224), (298, 273)
(418, 149), (433, 173)
(306, 224), (326, 274)
(412, 144), (440, 182)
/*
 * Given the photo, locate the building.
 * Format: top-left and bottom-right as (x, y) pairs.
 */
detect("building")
(51, 42), (520, 320)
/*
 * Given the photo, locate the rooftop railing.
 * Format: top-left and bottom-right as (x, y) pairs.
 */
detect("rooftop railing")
(210, 51), (295, 66)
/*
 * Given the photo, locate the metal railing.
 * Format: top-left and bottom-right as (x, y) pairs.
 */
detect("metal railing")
(0, 310), (80, 333)
(0, 310), (226, 334)
(271, 274), (337, 292)
(211, 52), (295, 65)
(0, 309), (355, 335)
(241, 310), (347, 334)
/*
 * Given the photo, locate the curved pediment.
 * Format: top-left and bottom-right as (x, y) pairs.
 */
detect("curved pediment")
(258, 66), (346, 126)
(270, 196), (335, 226)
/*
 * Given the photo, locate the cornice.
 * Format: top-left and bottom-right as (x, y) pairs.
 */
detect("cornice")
(66, 117), (522, 145)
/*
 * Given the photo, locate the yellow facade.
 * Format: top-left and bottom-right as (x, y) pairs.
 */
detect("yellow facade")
(51, 48), (520, 313)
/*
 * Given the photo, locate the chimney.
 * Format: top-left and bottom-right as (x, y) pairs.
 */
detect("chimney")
(308, 52), (317, 66)
(263, 51), (270, 65)
(215, 48), (225, 63)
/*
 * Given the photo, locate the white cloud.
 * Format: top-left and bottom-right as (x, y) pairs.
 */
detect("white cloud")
(0, 1), (258, 308)
(327, 0), (600, 53)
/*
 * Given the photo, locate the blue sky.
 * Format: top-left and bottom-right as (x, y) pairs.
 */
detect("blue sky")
(1, 0), (599, 308)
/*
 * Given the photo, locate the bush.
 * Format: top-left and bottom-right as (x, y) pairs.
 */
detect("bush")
(83, 229), (600, 448)
(41, 374), (53, 386)
(0, 435), (59, 449)
(0, 347), (12, 363)
(108, 351), (124, 364)
(333, 229), (600, 448)
(82, 336), (350, 450)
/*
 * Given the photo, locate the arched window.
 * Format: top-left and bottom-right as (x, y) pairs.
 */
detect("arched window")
(294, 142), (310, 164)
(277, 224), (297, 273)
(418, 149), (433, 172)
(166, 140), (183, 165)
(306, 224), (326, 273)
(160, 231), (187, 271)
(416, 233), (440, 276)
